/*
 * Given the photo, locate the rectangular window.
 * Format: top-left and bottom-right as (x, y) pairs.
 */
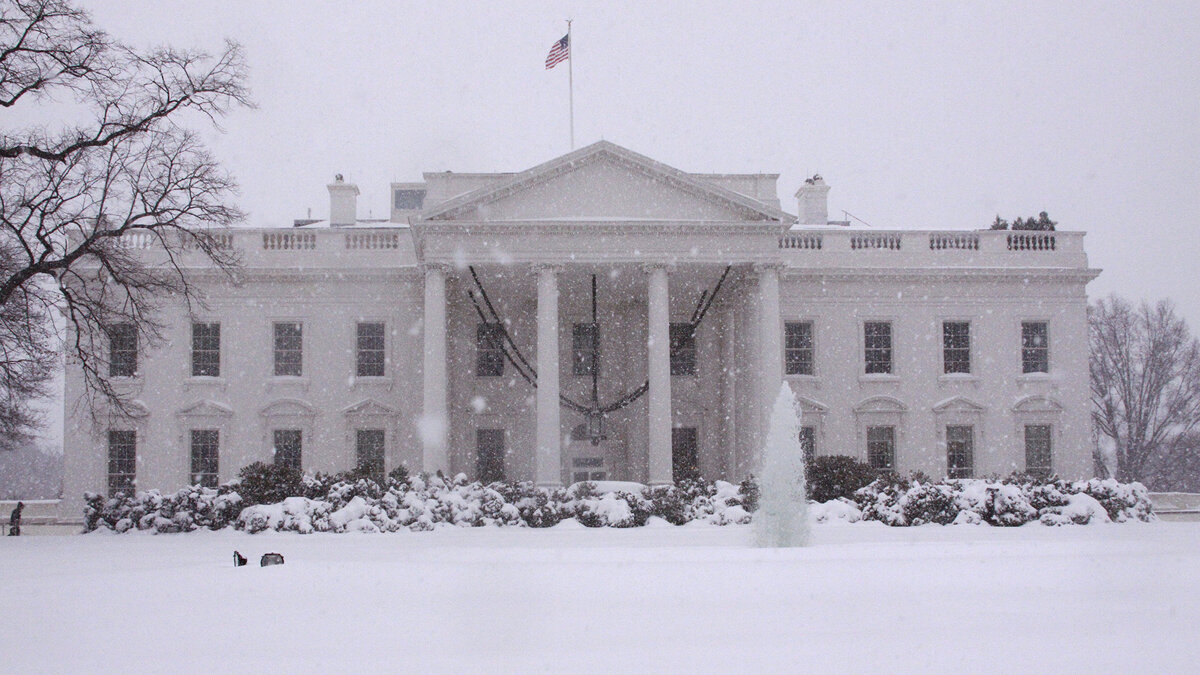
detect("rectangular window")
(273, 429), (302, 471)
(476, 323), (505, 377)
(107, 430), (136, 497)
(672, 427), (700, 483)
(190, 429), (219, 488)
(355, 429), (385, 481)
(475, 428), (506, 483)
(864, 321), (893, 374)
(273, 322), (303, 377)
(785, 321), (814, 376)
(572, 323), (599, 377)
(108, 323), (138, 377)
(943, 321), (971, 374)
(1022, 322), (1049, 374)
(946, 425), (974, 479)
(800, 426), (816, 463)
(191, 322), (220, 377)
(670, 323), (696, 376)
(356, 322), (386, 377)
(1025, 425), (1053, 479)
(866, 426), (895, 472)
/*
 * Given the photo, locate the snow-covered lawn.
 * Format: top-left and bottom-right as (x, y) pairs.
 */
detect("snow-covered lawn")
(3, 523), (1198, 673)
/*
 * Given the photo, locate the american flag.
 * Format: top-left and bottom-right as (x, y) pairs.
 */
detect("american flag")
(545, 34), (569, 69)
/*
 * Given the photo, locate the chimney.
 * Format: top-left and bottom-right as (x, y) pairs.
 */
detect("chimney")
(794, 174), (830, 226)
(328, 174), (359, 226)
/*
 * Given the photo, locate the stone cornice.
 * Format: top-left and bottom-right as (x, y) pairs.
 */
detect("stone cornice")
(781, 267), (1101, 283)
(415, 220), (785, 235)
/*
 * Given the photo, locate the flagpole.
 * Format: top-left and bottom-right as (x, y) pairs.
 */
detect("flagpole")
(567, 19), (574, 150)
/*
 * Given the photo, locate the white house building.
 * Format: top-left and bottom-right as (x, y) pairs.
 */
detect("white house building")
(61, 141), (1099, 520)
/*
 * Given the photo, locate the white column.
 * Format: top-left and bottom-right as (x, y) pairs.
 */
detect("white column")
(421, 264), (449, 474)
(535, 264), (562, 487)
(647, 264), (673, 485)
(756, 264), (784, 440)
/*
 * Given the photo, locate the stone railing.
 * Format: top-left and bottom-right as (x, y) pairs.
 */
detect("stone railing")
(779, 229), (1086, 269)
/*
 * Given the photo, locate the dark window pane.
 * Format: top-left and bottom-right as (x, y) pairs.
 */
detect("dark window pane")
(190, 429), (219, 488)
(108, 324), (138, 377)
(943, 321), (971, 374)
(800, 426), (816, 463)
(1025, 425), (1053, 479)
(670, 323), (696, 376)
(356, 322), (386, 377)
(1022, 322), (1049, 373)
(785, 322), (814, 375)
(191, 322), (220, 377)
(476, 323), (505, 377)
(108, 429), (136, 496)
(273, 429), (302, 471)
(672, 427), (700, 483)
(947, 425), (974, 478)
(867, 426), (894, 472)
(274, 322), (303, 376)
(864, 322), (892, 374)
(476, 428), (505, 483)
(355, 429), (385, 480)
(572, 323), (599, 377)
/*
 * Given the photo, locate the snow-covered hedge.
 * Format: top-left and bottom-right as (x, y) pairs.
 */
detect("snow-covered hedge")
(83, 472), (1153, 534)
(852, 476), (1154, 526)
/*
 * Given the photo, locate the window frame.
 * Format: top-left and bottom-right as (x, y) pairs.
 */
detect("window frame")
(1024, 424), (1053, 479)
(355, 321), (386, 378)
(1021, 321), (1050, 374)
(866, 425), (895, 472)
(191, 321), (221, 378)
(671, 426), (700, 483)
(107, 429), (137, 497)
(942, 320), (971, 375)
(863, 321), (893, 375)
(800, 425), (816, 463)
(273, 321), (304, 377)
(785, 321), (815, 376)
(272, 428), (303, 471)
(189, 429), (220, 488)
(946, 425), (975, 479)
(355, 428), (386, 481)
(108, 323), (138, 378)
(669, 322), (697, 376)
(476, 322), (506, 377)
(475, 428), (506, 484)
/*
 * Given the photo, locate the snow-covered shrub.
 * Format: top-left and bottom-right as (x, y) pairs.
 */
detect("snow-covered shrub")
(900, 481), (959, 526)
(83, 485), (243, 533)
(237, 497), (333, 534)
(853, 474), (909, 526)
(1076, 478), (1153, 523)
(806, 455), (879, 503)
(234, 462), (302, 506)
(1039, 492), (1111, 526)
(809, 498), (863, 524)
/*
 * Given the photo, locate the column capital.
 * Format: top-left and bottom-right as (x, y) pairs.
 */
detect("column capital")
(641, 261), (674, 274)
(750, 261), (786, 277)
(421, 262), (451, 275)
(531, 262), (563, 274)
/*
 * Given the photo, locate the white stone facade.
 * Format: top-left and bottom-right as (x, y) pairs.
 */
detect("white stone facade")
(60, 141), (1099, 520)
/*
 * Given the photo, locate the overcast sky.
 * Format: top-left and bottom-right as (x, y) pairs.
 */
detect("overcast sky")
(78, 1), (1200, 326)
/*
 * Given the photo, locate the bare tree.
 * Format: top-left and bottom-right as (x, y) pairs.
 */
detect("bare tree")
(1089, 295), (1200, 483)
(0, 0), (250, 441)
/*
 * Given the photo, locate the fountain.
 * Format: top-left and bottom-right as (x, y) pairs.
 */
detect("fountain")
(753, 383), (811, 547)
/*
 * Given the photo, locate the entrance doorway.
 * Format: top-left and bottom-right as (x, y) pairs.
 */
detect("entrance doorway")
(475, 428), (505, 483)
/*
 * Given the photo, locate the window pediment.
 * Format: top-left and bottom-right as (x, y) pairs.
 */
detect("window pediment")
(176, 399), (234, 418)
(932, 396), (986, 414)
(1012, 395), (1064, 414)
(853, 396), (907, 415)
(342, 398), (396, 417)
(259, 398), (317, 418)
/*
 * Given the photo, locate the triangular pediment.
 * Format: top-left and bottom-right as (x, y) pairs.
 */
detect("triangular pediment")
(259, 398), (317, 418)
(342, 398), (397, 417)
(932, 396), (986, 414)
(421, 141), (792, 223)
(177, 399), (234, 418)
(796, 396), (829, 415)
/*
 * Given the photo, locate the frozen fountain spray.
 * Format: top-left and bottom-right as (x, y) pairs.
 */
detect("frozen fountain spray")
(753, 383), (811, 547)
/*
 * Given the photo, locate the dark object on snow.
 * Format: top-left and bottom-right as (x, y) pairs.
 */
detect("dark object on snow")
(260, 552), (285, 567)
(233, 551), (247, 567)
(8, 501), (23, 536)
